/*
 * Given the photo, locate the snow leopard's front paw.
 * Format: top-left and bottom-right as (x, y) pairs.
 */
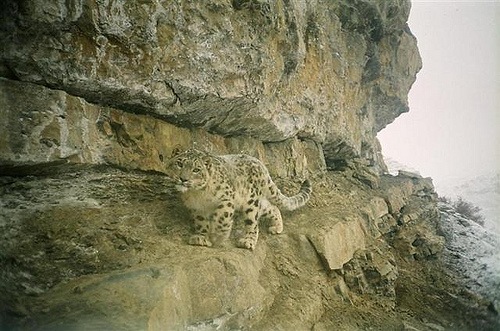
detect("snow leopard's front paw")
(268, 224), (283, 235)
(236, 237), (257, 250)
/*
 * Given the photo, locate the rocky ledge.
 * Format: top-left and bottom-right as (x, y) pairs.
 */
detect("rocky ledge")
(1, 0), (497, 330)
(1, 163), (498, 330)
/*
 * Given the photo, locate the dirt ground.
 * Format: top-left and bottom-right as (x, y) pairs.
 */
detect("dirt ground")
(0, 165), (498, 330)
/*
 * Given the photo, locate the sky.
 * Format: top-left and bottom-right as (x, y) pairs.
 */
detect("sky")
(378, 0), (500, 182)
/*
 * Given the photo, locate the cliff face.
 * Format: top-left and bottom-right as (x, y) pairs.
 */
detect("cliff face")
(1, 1), (497, 330)
(0, 0), (420, 165)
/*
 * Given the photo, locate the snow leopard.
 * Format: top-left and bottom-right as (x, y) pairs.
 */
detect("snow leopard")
(164, 148), (312, 250)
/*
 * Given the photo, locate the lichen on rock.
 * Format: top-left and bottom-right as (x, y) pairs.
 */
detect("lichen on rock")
(1, 1), (498, 330)
(0, 0), (421, 168)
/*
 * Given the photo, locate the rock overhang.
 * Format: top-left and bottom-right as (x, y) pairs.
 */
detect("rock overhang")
(0, 0), (421, 167)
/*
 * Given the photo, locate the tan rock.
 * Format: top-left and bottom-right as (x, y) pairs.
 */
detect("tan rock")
(307, 216), (366, 271)
(0, 78), (322, 177)
(0, 0), (421, 166)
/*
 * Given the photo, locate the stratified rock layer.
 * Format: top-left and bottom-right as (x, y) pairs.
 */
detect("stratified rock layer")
(0, 78), (322, 177)
(0, 0), (421, 164)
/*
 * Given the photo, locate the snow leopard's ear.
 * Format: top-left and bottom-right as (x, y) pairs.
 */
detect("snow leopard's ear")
(203, 158), (212, 170)
(200, 154), (212, 169)
(171, 146), (183, 158)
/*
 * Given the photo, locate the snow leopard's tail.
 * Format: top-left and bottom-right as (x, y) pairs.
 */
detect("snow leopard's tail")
(268, 179), (312, 211)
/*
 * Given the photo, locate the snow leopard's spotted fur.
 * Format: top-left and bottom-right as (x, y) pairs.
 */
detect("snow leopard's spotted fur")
(164, 148), (311, 250)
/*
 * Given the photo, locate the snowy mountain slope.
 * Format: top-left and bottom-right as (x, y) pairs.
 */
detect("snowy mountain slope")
(436, 173), (500, 235)
(438, 201), (500, 315)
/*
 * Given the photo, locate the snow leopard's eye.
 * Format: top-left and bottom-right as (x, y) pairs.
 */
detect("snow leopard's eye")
(192, 167), (201, 173)
(176, 160), (183, 168)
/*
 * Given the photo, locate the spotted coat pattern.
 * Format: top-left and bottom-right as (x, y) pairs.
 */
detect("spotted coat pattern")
(164, 148), (312, 250)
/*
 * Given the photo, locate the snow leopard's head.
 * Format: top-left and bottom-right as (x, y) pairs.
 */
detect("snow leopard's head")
(164, 148), (212, 192)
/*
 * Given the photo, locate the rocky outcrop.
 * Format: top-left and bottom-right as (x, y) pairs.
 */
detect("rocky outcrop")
(0, 0), (421, 165)
(2, 1), (498, 330)
(4, 160), (493, 330)
(0, 160), (450, 330)
(0, 78), (322, 178)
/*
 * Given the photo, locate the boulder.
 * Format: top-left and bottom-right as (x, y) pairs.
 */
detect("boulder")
(307, 216), (366, 271)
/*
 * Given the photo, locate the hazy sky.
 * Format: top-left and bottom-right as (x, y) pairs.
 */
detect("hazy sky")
(378, 0), (500, 181)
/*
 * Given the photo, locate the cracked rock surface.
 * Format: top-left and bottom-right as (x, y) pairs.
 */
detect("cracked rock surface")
(0, 0), (421, 164)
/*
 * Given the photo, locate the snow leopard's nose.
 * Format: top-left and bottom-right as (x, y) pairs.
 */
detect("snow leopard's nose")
(179, 176), (188, 183)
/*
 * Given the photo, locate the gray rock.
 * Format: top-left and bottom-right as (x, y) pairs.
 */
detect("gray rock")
(0, 0), (421, 167)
